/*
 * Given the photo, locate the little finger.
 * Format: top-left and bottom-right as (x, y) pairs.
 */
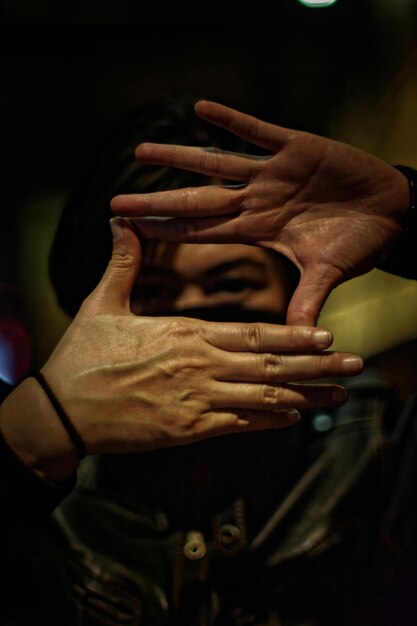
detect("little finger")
(209, 381), (347, 410)
(195, 409), (301, 440)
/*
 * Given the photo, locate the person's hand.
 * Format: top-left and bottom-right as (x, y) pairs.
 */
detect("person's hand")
(111, 101), (410, 325)
(0, 220), (363, 482)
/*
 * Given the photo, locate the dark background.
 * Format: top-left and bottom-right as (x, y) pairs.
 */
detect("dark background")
(2, 0), (416, 282)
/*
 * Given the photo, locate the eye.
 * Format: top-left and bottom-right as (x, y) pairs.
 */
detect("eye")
(206, 277), (265, 295)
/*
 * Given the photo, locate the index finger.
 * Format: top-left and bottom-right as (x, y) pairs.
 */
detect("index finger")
(200, 322), (334, 353)
(111, 185), (240, 218)
(195, 101), (292, 152)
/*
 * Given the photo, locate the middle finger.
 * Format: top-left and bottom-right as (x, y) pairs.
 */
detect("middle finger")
(134, 143), (266, 180)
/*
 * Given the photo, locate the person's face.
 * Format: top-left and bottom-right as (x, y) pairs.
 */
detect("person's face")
(132, 242), (294, 318)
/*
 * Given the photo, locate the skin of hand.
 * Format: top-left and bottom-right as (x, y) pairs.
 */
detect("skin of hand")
(0, 219), (363, 483)
(111, 100), (410, 326)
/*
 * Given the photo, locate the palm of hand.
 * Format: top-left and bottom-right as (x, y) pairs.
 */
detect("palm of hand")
(240, 131), (406, 321)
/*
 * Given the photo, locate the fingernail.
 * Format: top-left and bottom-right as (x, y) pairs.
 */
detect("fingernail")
(287, 409), (300, 423)
(110, 217), (125, 241)
(341, 356), (363, 373)
(313, 329), (333, 348)
(332, 387), (347, 404)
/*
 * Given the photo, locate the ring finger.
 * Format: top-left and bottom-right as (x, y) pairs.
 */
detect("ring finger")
(212, 351), (363, 383)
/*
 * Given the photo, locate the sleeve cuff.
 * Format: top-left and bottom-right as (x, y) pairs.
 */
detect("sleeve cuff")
(0, 427), (76, 526)
(378, 165), (417, 281)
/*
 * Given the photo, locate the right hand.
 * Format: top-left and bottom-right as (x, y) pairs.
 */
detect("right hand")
(0, 219), (363, 482)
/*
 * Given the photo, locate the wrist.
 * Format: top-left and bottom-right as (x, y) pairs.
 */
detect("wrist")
(0, 377), (79, 482)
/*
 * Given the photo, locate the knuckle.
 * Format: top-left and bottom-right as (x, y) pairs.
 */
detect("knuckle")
(285, 327), (302, 351)
(288, 328), (300, 350)
(176, 413), (202, 438)
(284, 327), (313, 352)
(200, 147), (221, 174)
(182, 187), (198, 214)
(199, 148), (209, 171)
(308, 353), (336, 378)
(174, 398), (211, 439)
(169, 355), (208, 377)
(242, 325), (264, 352)
(316, 354), (332, 374)
(159, 409), (203, 442)
(111, 249), (135, 269)
(262, 354), (284, 380)
(165, 319), (197, 340)
(260, 385), (282, 406)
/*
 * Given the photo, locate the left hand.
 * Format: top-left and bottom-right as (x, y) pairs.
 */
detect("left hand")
(111, 100), (409, 326)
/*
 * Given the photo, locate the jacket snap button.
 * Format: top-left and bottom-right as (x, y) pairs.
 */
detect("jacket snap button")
(220, 524), (241, 546)
(183, 531), (207, 560)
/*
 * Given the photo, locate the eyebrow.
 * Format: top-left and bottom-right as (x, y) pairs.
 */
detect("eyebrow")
(203, 258), (267, 277)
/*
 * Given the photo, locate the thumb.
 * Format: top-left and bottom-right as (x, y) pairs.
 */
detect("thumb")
(86, 218), (142, 314)
(286, 265), (338, 326)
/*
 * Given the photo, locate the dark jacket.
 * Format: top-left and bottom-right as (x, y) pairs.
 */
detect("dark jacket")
(1, 205), (417, 626)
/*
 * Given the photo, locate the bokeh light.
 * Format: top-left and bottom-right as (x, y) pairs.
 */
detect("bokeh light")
(298, 0), (339, 7)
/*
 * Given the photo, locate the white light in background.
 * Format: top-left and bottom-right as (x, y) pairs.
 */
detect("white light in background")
(298, 0), (339, 7)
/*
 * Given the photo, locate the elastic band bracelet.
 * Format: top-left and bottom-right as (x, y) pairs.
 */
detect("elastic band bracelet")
(0, 427), (77, 523)
(33, 371), (87, 460)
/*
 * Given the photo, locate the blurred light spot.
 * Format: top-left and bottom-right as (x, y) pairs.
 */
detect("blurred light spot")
(0, 316), (32, 385)
(298, 0), (339, 7)
(313, 413), (333, 432)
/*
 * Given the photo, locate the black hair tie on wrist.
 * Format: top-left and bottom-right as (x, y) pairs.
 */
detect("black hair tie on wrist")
(33, 371), (87, 460)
